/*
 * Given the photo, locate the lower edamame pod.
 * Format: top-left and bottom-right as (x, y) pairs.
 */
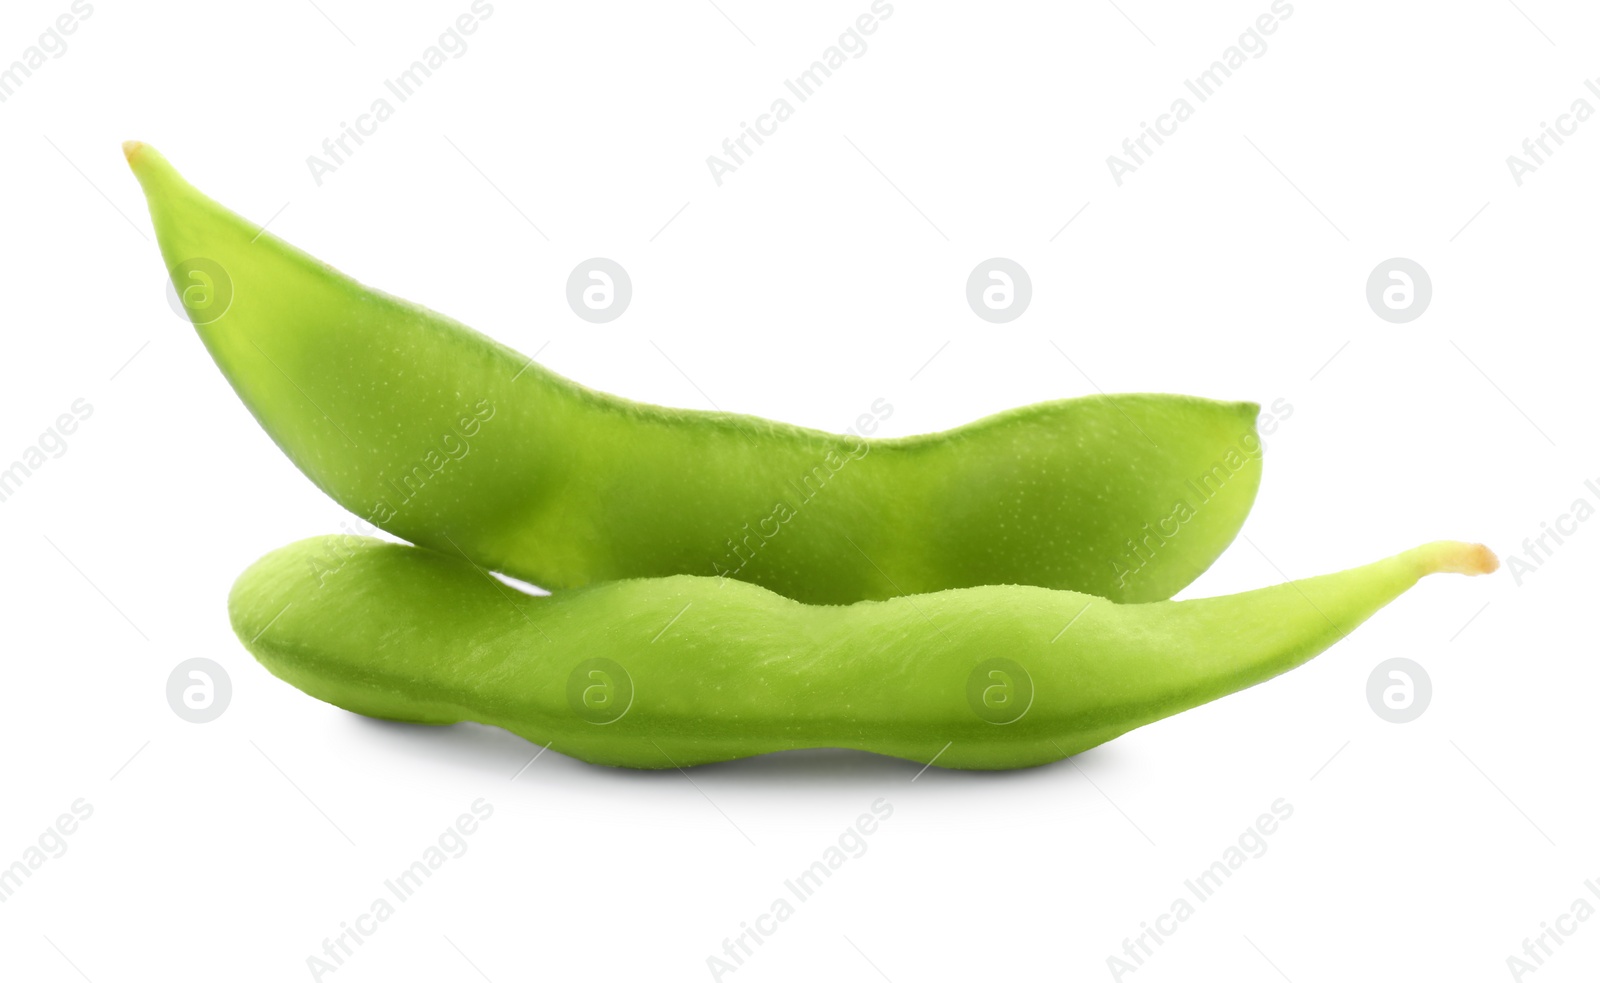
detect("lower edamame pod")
(127, 142), (1262, 604)
(231, 536), (1497, 770)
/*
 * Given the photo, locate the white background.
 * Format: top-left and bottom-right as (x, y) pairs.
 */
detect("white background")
(1, 0), (1596, 980)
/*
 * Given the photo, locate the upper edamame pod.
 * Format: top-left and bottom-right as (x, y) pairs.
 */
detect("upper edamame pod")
(231, 536), (1496, 770)
(128, 142), (1262, 604)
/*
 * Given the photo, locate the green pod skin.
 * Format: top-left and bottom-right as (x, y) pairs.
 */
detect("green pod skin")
(231, 536), (1496, 770)
(126, 142), (1262, 604)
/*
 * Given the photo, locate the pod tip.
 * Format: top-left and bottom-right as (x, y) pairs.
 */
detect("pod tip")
(122, 140), (144, 163)
(1418, 541), (1499, 577)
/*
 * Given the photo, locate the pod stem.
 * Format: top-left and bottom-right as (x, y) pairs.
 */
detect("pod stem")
(1406, 541), (1499, 578)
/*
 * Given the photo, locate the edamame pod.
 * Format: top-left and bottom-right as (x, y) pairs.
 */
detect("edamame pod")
(231, 536), (1496, 770)
(126, 142), (1262, 604)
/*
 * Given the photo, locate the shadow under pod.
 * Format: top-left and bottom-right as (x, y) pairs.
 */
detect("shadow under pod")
(345, 713), (1122, 792)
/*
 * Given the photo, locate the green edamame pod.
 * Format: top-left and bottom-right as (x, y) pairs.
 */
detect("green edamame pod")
(128, 142), (1262, 604)
(231, 536), (1496, 770)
